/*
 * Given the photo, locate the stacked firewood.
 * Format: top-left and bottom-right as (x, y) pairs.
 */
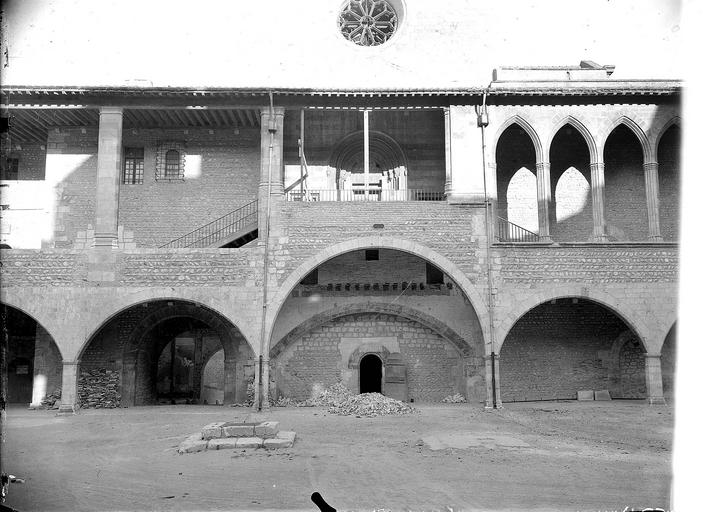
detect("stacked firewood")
(78, 368), (121, 408)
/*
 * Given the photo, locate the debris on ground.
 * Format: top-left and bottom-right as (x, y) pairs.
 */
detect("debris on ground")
(41, 388), (62, 409)
(328, 392), (415, 417)
(441, 393), (467, 403)
(299, 382), (352, 407)
(78, 368), (121, 408)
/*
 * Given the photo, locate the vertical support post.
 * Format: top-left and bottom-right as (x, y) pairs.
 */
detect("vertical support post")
(363, 109), (370, 199)
(94, 107), (123, 248)
(644, 161), (663, 241)
(299, 109), (305, 196)
(223, 357), (237, 405)
(589, 161), (608, 242)
(58, 361), (79, 414)
(258, 107), (285, 238)
(261, 357), (270, 409)
(252, 356), (261, 411)
(444, 107), (453, 196)
(536, 161), (553, 242)
(644, 354), (666, 405)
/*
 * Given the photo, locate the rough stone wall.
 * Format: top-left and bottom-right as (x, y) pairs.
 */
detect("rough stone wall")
(46, 127), (99, 248)
(275, 202), (486, 283)
(32, 324), (63, 399)
(272, 312), (464, 402)
(499, 301), (639, 402)
(119, 127), (260, 247)
(617, 339), (646, 398)
(2, 143), (46, 180)
(316, 249), (428, 285)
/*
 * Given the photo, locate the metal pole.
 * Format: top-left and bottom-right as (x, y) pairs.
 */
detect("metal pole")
(363, 109), (370, 200)
(300, 109), (305, 196)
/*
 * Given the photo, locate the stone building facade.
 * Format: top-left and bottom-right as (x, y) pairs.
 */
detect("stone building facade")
(0, 57), (680, 411)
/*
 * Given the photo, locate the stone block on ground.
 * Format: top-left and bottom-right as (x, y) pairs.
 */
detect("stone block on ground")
(264, 431), (296, 449)
(254, 421), (279, 438)
(222, 422), (255, 437)
(201, 422), (226, 440)
(235, 437), (263, 449)
(594, 390), (612, 401)
(178, 433), (208, 454)
(208, 438), (239, 450)
(577, 390), (595, 401)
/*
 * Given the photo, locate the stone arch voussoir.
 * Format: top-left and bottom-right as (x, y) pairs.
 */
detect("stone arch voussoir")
(269, 301), (474, 359)
(266, 237), (489, 356)
(494, 285), (649, 354)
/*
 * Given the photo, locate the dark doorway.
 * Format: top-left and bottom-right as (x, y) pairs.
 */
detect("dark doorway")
(8, 357), (33, 403)
(359, 354), (383, 394)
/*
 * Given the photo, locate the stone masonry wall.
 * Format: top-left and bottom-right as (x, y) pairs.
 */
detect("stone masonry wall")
(119, 127), (260, 247)
(499, 301), (643, 402)
(272, 312), (464, 402)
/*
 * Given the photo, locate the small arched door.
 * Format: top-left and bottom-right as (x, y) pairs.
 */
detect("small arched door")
(359, 354), (383, 394)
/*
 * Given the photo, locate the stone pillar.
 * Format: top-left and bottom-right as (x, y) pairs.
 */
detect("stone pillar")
(94, 107), (123, 248)
(58, 361), (80, 414)
(258, 107), (285, 239)
(589, 161), (608, 242)
(30, 325), (62, 409)
(644, 161), (663, 241)
(644, 354), (666, 405)
(483, 354), (503, 409)
(224, 357), (237, 405)
(447, 105), (488, 203)
(444, 107), (453, 196)
(261, 357), (271, 409)
(536, 162), (553, 242)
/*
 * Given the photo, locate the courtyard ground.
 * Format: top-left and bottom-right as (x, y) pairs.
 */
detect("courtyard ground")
(1, 400), (672, 512)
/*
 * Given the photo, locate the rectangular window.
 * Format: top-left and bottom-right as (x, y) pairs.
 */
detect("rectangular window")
(1, 158), (19, 180)
(365, 249), (379, 261)
(155, 142), (185, 181)
(123, 147), (144, 184)
(426, 262), (444, 285)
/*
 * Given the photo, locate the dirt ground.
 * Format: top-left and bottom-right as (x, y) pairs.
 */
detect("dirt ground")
(1, 400), (672, 512)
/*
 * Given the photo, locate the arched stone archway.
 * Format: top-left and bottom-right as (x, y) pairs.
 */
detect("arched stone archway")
(266, 236), (490, 358)
(1, 303), (64, 408)
(498, 297), (649, 403)
(80, 299), (254, 407)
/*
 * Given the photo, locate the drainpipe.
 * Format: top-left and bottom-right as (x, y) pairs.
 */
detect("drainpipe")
(477, 83), (498, 408)
(257, 91), (277, 411)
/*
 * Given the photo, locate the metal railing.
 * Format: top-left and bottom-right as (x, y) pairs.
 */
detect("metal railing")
(496, 216), (540, 242)
(160, 199), (258, 248)
(285, 189), (445, 202)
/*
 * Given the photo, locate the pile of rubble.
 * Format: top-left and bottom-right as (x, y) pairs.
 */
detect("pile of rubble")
(78, 368), (121, 408)
(299, 382), (352, 407)
(441, 393), (467, 403)
(41, 389), (61, 409)
(328, 392), (415, 417)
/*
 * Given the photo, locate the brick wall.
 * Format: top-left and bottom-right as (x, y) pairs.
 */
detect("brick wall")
(499, 301), (644, 401)
(33, 324), (63, 399)
(119, 127), (260, 247)
(2, 143), (47, 180)
(272, 312), (464, 402)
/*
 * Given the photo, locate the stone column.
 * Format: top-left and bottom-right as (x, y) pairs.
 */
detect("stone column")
(644, 354), (666, 405)
(644, 161), (663, 241)
(444, 107), (453, 196)
(589, 161), (608, 242)
(483, 354), (503, 409)
(261, 357), (271, 409)
(224, 357), (237, 405)
(536, 162), (553, 242)
(94, 107), (123, 248)
(58, 361), (80, 414)
(258, 107), (285, 239)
